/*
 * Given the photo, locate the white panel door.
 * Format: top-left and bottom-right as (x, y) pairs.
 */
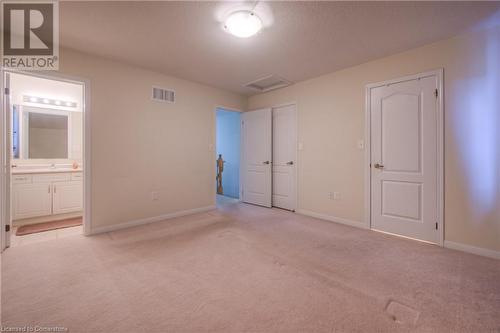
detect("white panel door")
(370, 75), (439, 243)
(53, 181), (83, 214)
(272, 104), (297, 211)
(242, 108), (272, 207)
(12, 183), (52, 220)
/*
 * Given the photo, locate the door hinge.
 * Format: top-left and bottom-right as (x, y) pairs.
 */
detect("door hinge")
(435, 222), (438, 230)
(434, 89), (438, 98)
(5, 224), (10, 232)
(4, 87), (10, 95)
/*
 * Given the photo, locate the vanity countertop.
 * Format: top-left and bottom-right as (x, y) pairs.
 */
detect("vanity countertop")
(12, 168), (83, 175)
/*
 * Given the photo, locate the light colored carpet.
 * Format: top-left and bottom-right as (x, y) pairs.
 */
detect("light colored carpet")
(1, 199), (499, 332)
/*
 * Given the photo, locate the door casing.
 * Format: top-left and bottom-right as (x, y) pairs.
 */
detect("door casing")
(364, 69), (444, 246)
(0, 69), (92, 251)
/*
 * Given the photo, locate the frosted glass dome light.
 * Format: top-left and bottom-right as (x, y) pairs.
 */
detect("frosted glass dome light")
(224, 10), (262, 38)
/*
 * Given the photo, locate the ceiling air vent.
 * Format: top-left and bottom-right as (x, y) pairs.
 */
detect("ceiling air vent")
(244, 75), (291, 93)
(152, 86), (175, 103)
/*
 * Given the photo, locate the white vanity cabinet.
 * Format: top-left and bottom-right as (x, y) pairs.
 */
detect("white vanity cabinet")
(12, 182), (52, 219)
(12, 172), (83, 220)
(53, 181), (83, 215)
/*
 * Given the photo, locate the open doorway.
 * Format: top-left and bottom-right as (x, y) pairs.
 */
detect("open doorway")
(215, 108), (241, 204)
(2, 71), (87, 248)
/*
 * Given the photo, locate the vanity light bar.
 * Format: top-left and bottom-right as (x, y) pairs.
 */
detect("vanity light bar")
(23, 95), (78, 108)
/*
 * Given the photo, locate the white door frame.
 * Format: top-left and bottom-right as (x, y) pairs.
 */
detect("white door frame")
(0, 69), (92, 248)
(213, 106), (243, 203)
(271, 102), (298, 211)
(364, 69), (444, 246)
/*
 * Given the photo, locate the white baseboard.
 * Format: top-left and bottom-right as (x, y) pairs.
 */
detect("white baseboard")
(89, 205), (216, 235)
(444, 240), (500, 260)
(296, 209), (367, 229)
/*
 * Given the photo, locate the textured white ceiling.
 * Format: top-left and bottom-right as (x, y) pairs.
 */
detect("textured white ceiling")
(60, 1), (500, 95)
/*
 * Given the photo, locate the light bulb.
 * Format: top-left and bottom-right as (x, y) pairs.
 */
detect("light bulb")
(224, 10), (262, 38)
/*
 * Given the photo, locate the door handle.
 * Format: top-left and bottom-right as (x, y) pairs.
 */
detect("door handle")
(286, 161), (294, 165)
(374, 163), (384, 169)
(262, 161), (270, 165)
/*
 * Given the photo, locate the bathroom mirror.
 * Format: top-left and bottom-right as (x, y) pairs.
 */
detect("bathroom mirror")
(12, 105), (71, 159)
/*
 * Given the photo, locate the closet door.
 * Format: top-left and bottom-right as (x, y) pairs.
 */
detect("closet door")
(272, 104), (297, 211)
(241, 108), (272, 207)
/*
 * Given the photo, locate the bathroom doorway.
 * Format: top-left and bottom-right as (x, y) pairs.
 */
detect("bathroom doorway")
(215, 108), (241, 204)
(1, 71), (90, 249)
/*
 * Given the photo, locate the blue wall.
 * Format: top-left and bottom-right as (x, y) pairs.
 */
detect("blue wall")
(216, 109), (241, 198)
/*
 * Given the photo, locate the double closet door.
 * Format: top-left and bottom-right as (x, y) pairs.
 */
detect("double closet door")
(241, 105), (297, 211)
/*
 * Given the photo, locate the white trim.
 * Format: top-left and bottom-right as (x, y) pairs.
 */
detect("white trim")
(444, 241), (500, 260)
(372, 228), (437, 245)
(296, 209), (367, 229)
(82, 75), (91, 236)
(436, 69), (444, 246)
(298, 209), (500, 261)
(1, 72), (11, 250)
(365, 69), (441, 89)
(215, 105), (244, 113)
(364, 69), (444, 245)
(269, 101), (298, 109)
(364, 86), (371, 229)
(89, 205), (216, 235)
(0, 69), (92, 240)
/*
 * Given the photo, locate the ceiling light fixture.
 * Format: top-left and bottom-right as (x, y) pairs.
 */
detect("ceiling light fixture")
(23, 95), (77, 108)
(224, 10), (262, 38)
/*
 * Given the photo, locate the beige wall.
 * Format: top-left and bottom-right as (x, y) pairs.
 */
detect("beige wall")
(58, 48), (245, 231)
(248, 26), (500, 252)
(54, 26), (499, 252)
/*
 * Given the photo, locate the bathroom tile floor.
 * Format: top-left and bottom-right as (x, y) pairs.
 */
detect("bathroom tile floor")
(10, 225), (83, 247)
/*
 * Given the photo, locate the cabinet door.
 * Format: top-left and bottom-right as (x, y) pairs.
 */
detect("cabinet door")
(12, 183), (52, 220)
(53, 181), (83, 214)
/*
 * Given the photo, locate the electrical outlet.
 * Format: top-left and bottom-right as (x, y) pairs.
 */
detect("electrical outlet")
(151, 191), (159, 201)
